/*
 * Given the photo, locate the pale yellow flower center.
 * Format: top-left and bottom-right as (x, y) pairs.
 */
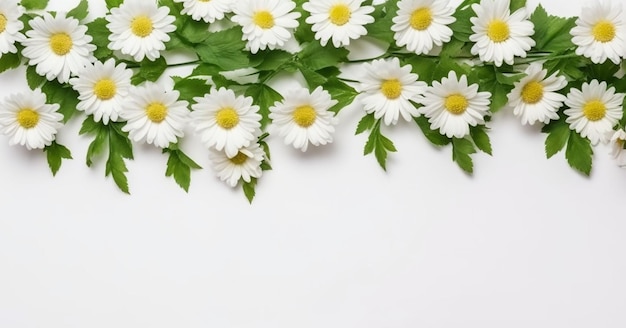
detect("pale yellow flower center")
(253, 11), (275, 29)
(216, 107), (240, 129)
(444, 94), (469, 115)
(380, 79), (402, 99)
(521, 81), (544, 104)
(293, 105), (317, 128)
(583, 100), (606, 122)
(131, 15), (153, 38)
(410, 8), (432, 31)
(146, 102), (168, 123)
(592, 20), (616, 43)
(229, 152), (248, 165)
(329, 4), (351, 26)
(487, 19), (510, 43)
(49, 33), (73, 56)
(0, 14), (7, 33)
(198, 0), (211, 2)
(17, 109), (39, 129)
(93, 79), (117, 100)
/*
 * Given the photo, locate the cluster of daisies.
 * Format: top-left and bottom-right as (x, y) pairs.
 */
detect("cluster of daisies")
(0, 0), (624, 191)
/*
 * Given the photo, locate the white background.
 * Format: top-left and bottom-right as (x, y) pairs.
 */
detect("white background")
(2, 0), (626, 327)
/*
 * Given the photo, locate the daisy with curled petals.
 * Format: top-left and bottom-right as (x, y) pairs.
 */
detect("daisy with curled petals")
(0, 89), (63, 150)
(419, 71), (491, 139)
(507, 63), (567, 125)
(391, 0), (456, 55)
(21, 12), (96, 83)
(469, 0), (535, 67)
(210, 142), (265, 187)
(564, 80), (624, 145)
(190, 87), (262, 158)
(69, 59), (133, 125)
(302, 0), (374, 48)
(106, 0), (176, 62)
(269, 86), (338, 152)
(357, 57), (427, 126)
(0, 0), (25, 55)
(570, 1), (626, 64)
(121, 83), (189, 148)
(173, 0), (233, 23)
(231, 0), (301, 53)
(609, 129), (626, 167)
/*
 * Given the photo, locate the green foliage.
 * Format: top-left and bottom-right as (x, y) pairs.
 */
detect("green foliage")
(365, 2), (397, 42)
(163, 146), (202, 192)
(543, 118), (570, 158)
(510, 0), (527, 12)
(105, 0), (123, 9)
(530, 5), (577, 53)
(241, 134), (272, 203)
(297, 42), (349, 71)
(566, 131), (593, 176)
(0, 53), (21, 74)
(41, 80), (80, 123)
(363, 120), (397, 170)
(195, 28), (249, 71)
(132, 57), (168, 84)
(178, 19), (211, 44)
(452, 137), (476, 174)
(21, 0), (48, 10)
(245, 84), (282, 129)
(26, 66), (46, 90)
(172, 76), (209, 103)
(44, 141), (72, 176)
(470, 126), (492, 156)
(323, 78), (358, 113)
(449, 0), (480, 42)
(86, 18), (112, 60)
(67, 0), (89, 21)
(414, 116), (451, 147)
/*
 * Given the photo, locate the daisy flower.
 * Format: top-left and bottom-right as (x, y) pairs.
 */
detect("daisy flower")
(419, 71), (491, 138)
(231, 0), (301, 53)
(210, 142), (265, 187)
(468, 0), (535, 67)
(609, 129), (626, 167)
(302, 0), (374, 48)
(507, 63), (567, 125)
(570, 0), (625, 65)
(173, 0), (234, 23)
(357, 57), (427, 126)
(0, 90), (63, 150)
(21, 12), (96, 83)
(190, 87), (262, 158)
(69, 59), (133, 125)
(106, 0), (176, 62)
(269, 86), (338, 152)
(564, 80), (624, 145)
(391, 0), (456, 55)
(121, 83), (189, 148)
(0, 0), (26, 55)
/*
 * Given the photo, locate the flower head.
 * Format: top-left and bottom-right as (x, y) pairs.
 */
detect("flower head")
(21, 12), (96, 83)
(173, 0), (234, 23)
(391, 0), (456, 55)
(469, 0), (535, 67)
(210, 142), (265, 187)
(564, 80), (624, 145)
(609, 129), (626, 167)
(0, 0), (26, 55)
(419, 71), (491, 138)
(0, 89), (63, 150)
(106, 0), (176, 62)
(571, 0), (625, 64)
(303, 0), (374, 48)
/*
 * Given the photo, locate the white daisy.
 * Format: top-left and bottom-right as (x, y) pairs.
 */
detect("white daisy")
(571, 0), (626, 65)
(564, 80), (624, 145)
(0, 0), (25, 55)
(121, 83), (189, 148)
(21, 12), (96, 83)
(609, 129), (626, 167)
(419, 71), (491, 138)
(469, 0), (535, 67)
(190, 87), (262, 158)
(210, 142), (265, 187)
(231, 0), (301, 54)
(106, 0), (176, 62)
(507, 63), (567, 125)
(269, 86), (338, 152)
(303, 0), (374, 48)
(0, 89), (63, 150)
(69, 59), (133, 125)
(357, 57), (427, 126)
(173, 0), (233, 23)
(391, 0), (456, 55)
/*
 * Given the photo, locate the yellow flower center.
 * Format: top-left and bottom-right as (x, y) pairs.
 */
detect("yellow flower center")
(0, 14), (7, 33)
(146, 102), (168, 123)
(521, 81), (544, 104)
(131, 15), (153, 37)
(592, 20), (616, 43)
(380, 79), (402, 99)
(17, 109), (39, 129)
(329, 4), (351, 26)
(582, 100), (606, 122)
(253, 11), (275, 29)
(199, 0), (211, 2)
(410, 8), (432, 31)
(229, 152), (248, 165)
(49, 33), (73, 56)
(93, 79), (117, 100)
(216, 107), (240, 129)
(486, 20), (510, 43)
(293, 105), (317, 128)
(444, 94), (469, 115)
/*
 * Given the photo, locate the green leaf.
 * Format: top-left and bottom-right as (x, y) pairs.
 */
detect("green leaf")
(172, 76), (209, 103)
(565, 131), (593, 176)
(164, 148), (201, 192)
(86, 18), (112, 60)
(299, 65), (327, 88)
(530, 5), (576, 53)
(323, 78), (358, 113)
(470, 126), (492, 155)
(178, 19), (210, 44)
(80, 116), (108, 166)
(0, 53), (21, 74)
(191, 63), (221, 77)
(414, 116), (451, 146)
(26, 65), (46, 90)
(588, 61), (620, 81)
(41, 81), (79, 123)
(450, 0), (480, 42)
(542, 118), (570, 158)
(245, 84), (282, 129)
(509, 0), (526, 12)
(297, 42), (349, 71)
(356, 113), (376, 135)
(67, 0), (89, 21)
(242, 178), (258, 203)
(105, 0), (123, 9)
(364, 120), (397, 171)
(195, 28), (249, 71)
(132, 56), (168, 84)
(452, 137), (476, 173)
(21, 0), (48, 10)
(365, 3), (395, 42)
(44, 141), (72, 176)
(105, 123), (133, 194)
(253, 49), (293, 71)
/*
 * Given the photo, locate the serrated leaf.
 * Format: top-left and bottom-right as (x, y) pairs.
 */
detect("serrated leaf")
(253, 49), (293, 71)
(26, 65), (46, 90)
(164, 149), (199, 192)
(356, 113), (376, 135)
(80, 116), (108, 166)
(44, 141), (72, 176)
(298, 42), (349, 71)
(530, 5), (576, 53)
(245, 83), (282, 129)
(543, 119), (570, 158)
(41, 81), (79, 123)
(67, 0), (89, 21)
(414, 116), (451, 146)
(299, 65), (327, 88)
(509, 0), (526, 12)
(172, 76), (209, 103)
(452, 137), (476, 173)
(566, 131), (593, 176)
(364, 120), (396, 170)
(133, 56), (168, 84)
(450, 0), (480, 42)
(105, 0), (123, 9)
(195, 28), (249, 71)
(21, 0), (48, 10)
(242, 178), (257, 203)
(105, 123), (133, 194)
(323, 78), (358, 113)
(178, 19), (210, 44)
(86, 18), (112, 60)
(470, 126), (492, 155)
(0, 53), (21, 74)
